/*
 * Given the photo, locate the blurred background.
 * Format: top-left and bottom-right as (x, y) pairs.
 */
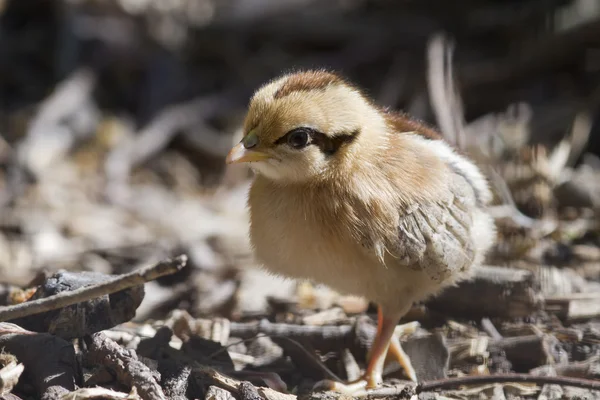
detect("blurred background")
(1, 0), (600, 324)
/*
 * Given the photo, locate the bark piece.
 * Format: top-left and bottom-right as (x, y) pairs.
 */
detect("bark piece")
(205, 385), (236, 400)
(84, 332), (166, 400)
(546, 293), (600, 322)
(0, 359), (24, 397)
(426, 265), (544, 319)
(0, 323), (76, 400)
(401, 333), (449, 381)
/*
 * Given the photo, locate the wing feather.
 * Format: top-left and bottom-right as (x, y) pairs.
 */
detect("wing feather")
(389, 172), (478, 281)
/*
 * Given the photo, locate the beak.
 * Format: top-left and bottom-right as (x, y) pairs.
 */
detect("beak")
(226, 143), (272, 164)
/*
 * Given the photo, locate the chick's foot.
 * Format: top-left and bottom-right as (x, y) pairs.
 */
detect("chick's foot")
(313, 377), (371, 396)
(313, 307), (417, 395)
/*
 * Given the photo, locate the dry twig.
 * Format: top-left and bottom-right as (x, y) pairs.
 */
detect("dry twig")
(417, 373), (600, 393)
(0, 255), (187, 322)
(350, 373), (600, 399)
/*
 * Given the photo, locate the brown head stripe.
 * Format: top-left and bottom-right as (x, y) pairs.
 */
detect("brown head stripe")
(275, 127), (359, 155)
(274, 71), (343, 99)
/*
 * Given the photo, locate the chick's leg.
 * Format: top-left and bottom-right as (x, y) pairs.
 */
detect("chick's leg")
(315, 306), (408, 395)
(388, 330), (418, 382)
(361, 306), (399, 387)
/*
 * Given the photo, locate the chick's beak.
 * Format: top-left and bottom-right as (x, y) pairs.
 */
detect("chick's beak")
(225, 142), (271, 164)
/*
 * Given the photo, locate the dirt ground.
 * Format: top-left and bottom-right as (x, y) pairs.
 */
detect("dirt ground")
(1, 1), (600, 399)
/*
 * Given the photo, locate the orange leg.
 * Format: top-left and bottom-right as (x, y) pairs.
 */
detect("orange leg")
(388, 332), (418, 382)
(361, 306), (399, 387)
(314, 305), (415, 395)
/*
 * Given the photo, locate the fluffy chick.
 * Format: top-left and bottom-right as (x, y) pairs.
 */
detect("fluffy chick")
(226, 70), (496, 394)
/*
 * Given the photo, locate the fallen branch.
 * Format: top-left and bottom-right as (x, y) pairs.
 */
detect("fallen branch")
(0, 255), (187, 322)
(417, 372), (600, 393)
(355, 372), (600, 399)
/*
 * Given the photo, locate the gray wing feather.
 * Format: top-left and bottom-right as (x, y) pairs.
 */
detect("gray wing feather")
(391, 173), (477, 281)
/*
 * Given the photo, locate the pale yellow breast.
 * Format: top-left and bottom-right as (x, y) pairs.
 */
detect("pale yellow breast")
(247, 177), (435, 308)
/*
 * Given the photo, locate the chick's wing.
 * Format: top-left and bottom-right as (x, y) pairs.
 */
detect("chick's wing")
(387, 172), (478, 282)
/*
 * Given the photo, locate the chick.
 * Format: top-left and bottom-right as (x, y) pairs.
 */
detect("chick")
(226, 70), (496, 394)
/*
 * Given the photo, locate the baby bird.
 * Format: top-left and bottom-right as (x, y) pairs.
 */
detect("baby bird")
(226, 70), (496, 393)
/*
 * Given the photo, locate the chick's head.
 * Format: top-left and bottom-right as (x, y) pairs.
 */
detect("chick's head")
(226, 70), (386, 183)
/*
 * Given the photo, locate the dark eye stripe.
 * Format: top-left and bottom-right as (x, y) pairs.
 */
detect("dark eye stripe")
(274, 128), (313, 146)
(275, 128), (360, 155)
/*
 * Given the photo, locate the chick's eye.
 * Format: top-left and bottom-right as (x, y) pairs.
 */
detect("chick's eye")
(287, 129), (310, 149)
